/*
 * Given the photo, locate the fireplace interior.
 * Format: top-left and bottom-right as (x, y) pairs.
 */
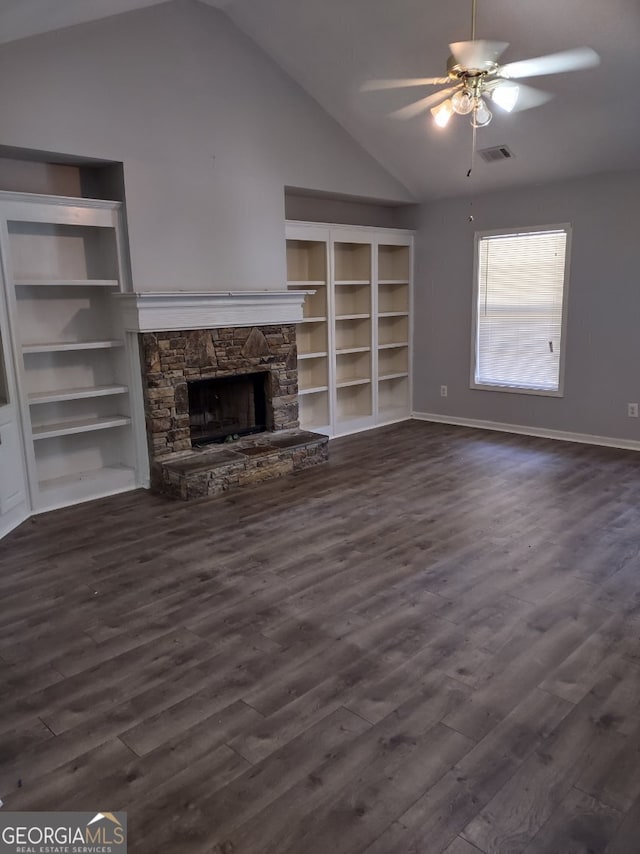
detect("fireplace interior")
(188, 372), (268, 445)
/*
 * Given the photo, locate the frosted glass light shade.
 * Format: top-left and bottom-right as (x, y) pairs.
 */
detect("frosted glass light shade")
(471, 98), (492, 127)
(451, 89), (474, 115)
(431, 99), (454, 128)
(492, 83), (520, 112)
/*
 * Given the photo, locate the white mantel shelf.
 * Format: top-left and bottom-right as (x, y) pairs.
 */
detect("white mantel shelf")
(117, 290), (314, 333)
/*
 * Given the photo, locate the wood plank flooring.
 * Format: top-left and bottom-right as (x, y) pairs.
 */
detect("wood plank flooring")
(1, 420), (640, 853)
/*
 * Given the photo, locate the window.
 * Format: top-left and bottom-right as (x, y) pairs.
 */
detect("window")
(471, 225), (571, 395)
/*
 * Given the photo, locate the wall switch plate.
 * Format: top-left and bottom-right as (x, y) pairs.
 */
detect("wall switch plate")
(628, 403), (638, 417)
(440, 385), (448, 397)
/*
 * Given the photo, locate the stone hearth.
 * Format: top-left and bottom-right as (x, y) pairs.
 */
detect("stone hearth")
(157, 429), (328, 500)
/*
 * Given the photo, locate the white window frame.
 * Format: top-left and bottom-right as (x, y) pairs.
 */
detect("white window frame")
(470, 223), (572, 397)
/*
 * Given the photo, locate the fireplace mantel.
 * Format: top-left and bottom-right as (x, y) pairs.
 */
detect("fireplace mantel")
(117, 290), (313, 333)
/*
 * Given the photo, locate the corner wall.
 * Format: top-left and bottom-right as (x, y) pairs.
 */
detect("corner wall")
(413, 170), (640, 444)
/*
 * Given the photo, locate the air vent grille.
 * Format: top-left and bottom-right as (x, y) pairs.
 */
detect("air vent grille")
(478, 145), (514, 163)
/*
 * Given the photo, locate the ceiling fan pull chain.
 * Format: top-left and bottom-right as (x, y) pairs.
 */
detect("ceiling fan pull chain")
(467, 122), (477, 178)
(467, 123), (476, 221)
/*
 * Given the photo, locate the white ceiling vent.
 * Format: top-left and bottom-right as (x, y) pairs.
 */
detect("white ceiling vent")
(478, 145), (514, 163)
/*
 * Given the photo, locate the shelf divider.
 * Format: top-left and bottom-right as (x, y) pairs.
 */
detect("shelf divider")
(28, 385), (129, 405)
(336, 378), (371, 388)
(379, 372), (409, 381)
(298, 350), (328, 360)
(336, 346), (371, 355)
(299, 385), (329, 396)
(32, 415), (131, 441)
(23, 339), (124, 354)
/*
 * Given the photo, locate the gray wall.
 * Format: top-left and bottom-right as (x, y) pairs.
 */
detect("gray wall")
(0, 0), (411, 292)
(285, 192), (417, 230)
(413, 169), (640, 442)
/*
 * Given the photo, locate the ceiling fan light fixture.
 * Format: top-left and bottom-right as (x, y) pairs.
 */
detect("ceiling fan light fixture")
(491, 82), (520, 112)
(451, 89), (474, 115)
(363, 0), (601, 138)
(431, 99), (455, 128)
(471, 98), (492, 127)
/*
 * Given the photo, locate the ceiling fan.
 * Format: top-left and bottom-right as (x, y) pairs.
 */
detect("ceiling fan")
(362, 0), (600, 129)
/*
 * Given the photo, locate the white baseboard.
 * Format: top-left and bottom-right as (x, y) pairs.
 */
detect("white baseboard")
(0, 504), (29, 540)
(412, 411), (640, 453)
(329, 415), (412, 440)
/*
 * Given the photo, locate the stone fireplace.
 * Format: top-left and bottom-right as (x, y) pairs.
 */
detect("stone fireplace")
(119, 291), (328, 500)
(140, 324), (299, 458)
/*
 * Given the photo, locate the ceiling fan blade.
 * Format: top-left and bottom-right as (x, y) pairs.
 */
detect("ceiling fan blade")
(499, 46), (600, 79)
(449, 40), (509, 69)
(486, 79), (554, 112)
(390, 85), (462, 120)
(361, 77), (450, 92)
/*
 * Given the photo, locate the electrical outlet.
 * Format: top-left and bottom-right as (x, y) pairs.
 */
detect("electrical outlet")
(628, 403), (638, 418)
(440, 385), (448, 398)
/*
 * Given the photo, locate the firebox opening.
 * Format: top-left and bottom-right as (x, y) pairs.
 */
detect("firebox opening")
(187, 372), (269, 446)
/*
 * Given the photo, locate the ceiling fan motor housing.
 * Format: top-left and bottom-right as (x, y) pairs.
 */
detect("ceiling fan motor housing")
(446, 54), (499, 79)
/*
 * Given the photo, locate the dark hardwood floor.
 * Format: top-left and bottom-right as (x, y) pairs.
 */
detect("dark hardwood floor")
(1, 420), (640, 853)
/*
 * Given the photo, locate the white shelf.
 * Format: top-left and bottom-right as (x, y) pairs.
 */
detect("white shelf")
(378, 279), (409, 285)
(336, 346), (371, 355)
(37, 465), (136, 511)
(23, 339), (124, 354)
(14, 279), (119, 288)
(32, 415), (131, 440)
(287, 280), (326, 287)
(28, 385), (129, 405)
(379, 372), (409, 381)
(378, 342), (409, 350)
(336, 377), (371, 388)
(298, 351), (328, 360)
(379, 311), (409, 318)
(299, 385), (329, 396)
(300, 316), (327, 323)
(336, 314), (370, 321)
(334, 280), (371, 286)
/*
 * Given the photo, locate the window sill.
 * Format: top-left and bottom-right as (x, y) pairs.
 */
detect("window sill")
(471, 382), (564, 398)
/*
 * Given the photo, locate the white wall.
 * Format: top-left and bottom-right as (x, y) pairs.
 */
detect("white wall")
(0, 0), (412, 292)
(413, 169), (640, 443)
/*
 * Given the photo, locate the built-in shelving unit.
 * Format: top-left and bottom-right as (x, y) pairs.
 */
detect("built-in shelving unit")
(0, 195), (146, 514)
(377, 243), (411, 420)
(286, 221), (413, 437)
(286, 232), (331, 432)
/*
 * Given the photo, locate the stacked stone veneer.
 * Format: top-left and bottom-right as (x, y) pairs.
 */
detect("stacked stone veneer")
(157, 430), (329, 500)
(140, 325), (299, 463)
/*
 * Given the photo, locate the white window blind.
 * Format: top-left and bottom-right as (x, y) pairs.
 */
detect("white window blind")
(474, 227), (569, 393)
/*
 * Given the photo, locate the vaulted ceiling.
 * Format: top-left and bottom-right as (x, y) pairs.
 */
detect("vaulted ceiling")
(2, 0), (639, 200)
